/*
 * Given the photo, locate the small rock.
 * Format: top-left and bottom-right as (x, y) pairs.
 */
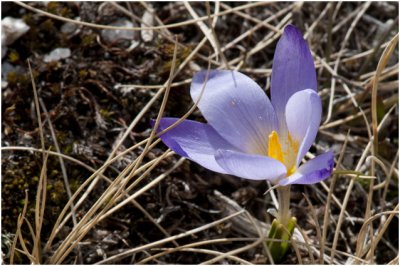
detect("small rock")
(2, 62), (16, 78)
(141, 10), (155, 42)
(61, 17), (81, 35)
(2, 17), (30, 58)
(101, 19), (136, 44)
(2, 62), (25, 88)
(43, 48), (71, 62)
(1, 17), (30, 46)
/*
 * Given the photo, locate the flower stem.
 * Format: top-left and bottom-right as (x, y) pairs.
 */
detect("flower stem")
(277, 185), (291, 227)
(267, 185), (295, 262)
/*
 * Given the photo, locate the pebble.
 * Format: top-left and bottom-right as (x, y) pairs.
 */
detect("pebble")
(43, 48), (71, 62)
(61, 17), (81, 35)
(1, 17), (30, 58)
(141, 10), (155, 42)
(1, 17), (30, 46)
(101, 19), (136, 44)
(1, 62), (25, 88)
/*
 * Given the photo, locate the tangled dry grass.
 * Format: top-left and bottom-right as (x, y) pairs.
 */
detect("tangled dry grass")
(1, 2), (399, 264)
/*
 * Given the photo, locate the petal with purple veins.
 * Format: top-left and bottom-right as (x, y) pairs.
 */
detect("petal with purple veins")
(153, 118), (237, 173)
(271, 25), (317, 125)
(285, 89), (322, 167)
(190, 70), (278, 155)
(215, 149), (287, 181)
(278, 150), (334, 186)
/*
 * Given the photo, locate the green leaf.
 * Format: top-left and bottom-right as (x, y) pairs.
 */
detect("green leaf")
(266, 216), (297, 262)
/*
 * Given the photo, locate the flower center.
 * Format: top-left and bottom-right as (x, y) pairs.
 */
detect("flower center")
(268, 131), (299, 176)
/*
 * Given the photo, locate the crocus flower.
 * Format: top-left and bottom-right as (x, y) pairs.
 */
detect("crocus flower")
(153, 25), (333, 186)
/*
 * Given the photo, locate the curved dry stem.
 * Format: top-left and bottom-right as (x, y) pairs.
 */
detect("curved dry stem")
(323, 2), (371, 125)
(95, 210), (246, 264)
(136, 238), (256, 264)
(14, 1), (268, 31)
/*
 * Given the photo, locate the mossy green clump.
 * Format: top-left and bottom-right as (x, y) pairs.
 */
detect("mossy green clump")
(49, 180), (66, 204)
(2, 156), (40, 232)
(8, 50), (20, 63)
(79, 69), (89, 79)
(47, 2), (74, 18)
(158, 43), (193, 74)
(6, 72), (30, 87)
(99, 108), (114, 120)
(82, 33), (97, 48)
(1, 152), (84, 262)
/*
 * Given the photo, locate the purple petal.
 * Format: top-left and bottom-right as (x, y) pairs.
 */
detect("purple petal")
(215, 149), (287, 181)
(190, 70), (278, 155)
(153, 118), (237, 173)
(271, 25), (317, 125)
(285, 89), (322, 166)
(278, 151), (334, 186)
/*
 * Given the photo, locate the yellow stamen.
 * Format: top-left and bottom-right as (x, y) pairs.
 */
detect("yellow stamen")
(287, 165), (296, 176)
(268, 131), (284, 162)
(268, 130), (299, 177)
(287, 134), (299, 156)
(286, 133), (299, 176)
